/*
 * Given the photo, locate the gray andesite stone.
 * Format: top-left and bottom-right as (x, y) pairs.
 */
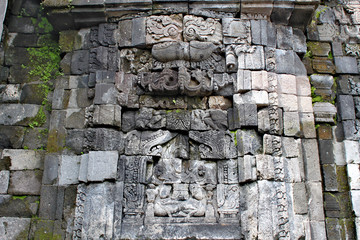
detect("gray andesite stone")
(276, 25), (293, 50)
(42, 154), (60, 185)
(240, 182), (258, 239)
(87, 151), (118, 182)
(237, 129), (262, 156)
(238, 155), (257, 182)
(58, 155), (81, 186)
(322, 164), (338, 192)
(2, 149), (43, 170)
(302, 139), (322, 182)
(307, 182), (325, 221)
(275, 49), (294, 74)
(344, 140), (360, 164)
(0, 217), (31, 239)
(318, 139), (335, 164)
(283, 112), (301, 137)
(8, 170), (43, 195)
(338, 95), (355, 120)
(351, 190), (360, 217)
(292, 182), (308, 214)
(0, 170), (10, 194)
(348, 164), (360, 190)
(313, 102), (337, 123)
(334, 56), (359, 74)
(0, 104), (40, 126)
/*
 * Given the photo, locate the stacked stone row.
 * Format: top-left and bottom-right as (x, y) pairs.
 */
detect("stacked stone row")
(305, 0), (360, 238)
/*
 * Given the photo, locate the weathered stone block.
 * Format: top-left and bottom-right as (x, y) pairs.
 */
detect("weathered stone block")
(0, 170), (9, 194)
(276, 25), (293, 50)
(189, 130), (236, 159)
(223, 18), (251, 44)
(299, 113), (316, 139)
(313, 102), (337, 123)
(351, 190), (360, 217)
(208, 96), (232, 110)
(8, 170), (42, 195)
(318, 140), (334, 164)
(58, 155), (81, 186)
(239, 183), (258, 238)
(302, 139), (322, 182)
(71, 50), (89, 75)
(335, 56), (359, 74)
(235, 70), (251, 92)
(251, 71), (268, 91)
(312, 57), (336, 74)
(0, 104), (40, 126)
(42, 154), (60, 185)
(348, 164), (360, 190)
(238, 155), (256, 183)
(257, 108), (270, 133)
(0, 84), (21, 103)
(65, 108), (86, 129)
(298, 97), (313, 113)
(338, 95), (355, 120)
(274, 49), (294, 74)
(234, 91), (268, 107)
(344, 140), (360, 164)
(87, 151), (118, 182)
(2, 149), (43, 170)
(283, 112), (301, 137)
(278, 94), (298, 112)
(0, 217), (31, 239)
(277, 74), (296, 95)
(146, 15), (183, 45)
(256, 155), (274, 180)
(237, 46), (265, 70)
(307, 182), (325, 221)
(93, 104), (121, 127)
(250, 20), (275, 47)
(292, 28), (307, 54)
(94, 83), (118, 105)
(166, 110), (191, 131)
(282, 137), (300, 158)
(307, 42), (331, 57)
(292, 182), (307, 214)
(237, 129), (262, 156)
(296, 76), (311, 96)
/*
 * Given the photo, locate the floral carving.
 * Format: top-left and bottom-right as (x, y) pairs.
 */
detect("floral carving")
(146, 15), (183, 44)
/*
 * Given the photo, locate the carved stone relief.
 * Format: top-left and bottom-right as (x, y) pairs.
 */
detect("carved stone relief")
(146, 15), (183, 44)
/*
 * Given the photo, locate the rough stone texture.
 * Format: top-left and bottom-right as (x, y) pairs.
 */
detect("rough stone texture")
(334, 57), (359, 74)
(302, 139), (322, 182)
(87, 151), (118, 182)
(0, 104), (40, 126)
(0, 170), (10, 194)
(2, 149), (43, 170)
(8, 170), (43, 195)
(58, 155), (81, 186)
(344, 140), (360, 164)
(0, 217), (31, 240)
(348, 164), (360, 190)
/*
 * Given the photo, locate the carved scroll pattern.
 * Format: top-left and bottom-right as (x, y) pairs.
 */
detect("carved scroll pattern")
(147, 16), (182, 41)
(73, 184), (87, 240)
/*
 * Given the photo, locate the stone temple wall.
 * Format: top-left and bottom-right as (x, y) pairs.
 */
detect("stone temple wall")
(0, 0), (359, 239)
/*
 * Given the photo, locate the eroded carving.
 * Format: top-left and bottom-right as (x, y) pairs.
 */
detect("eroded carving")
(183, 15), (222, 44)
(189, 130), (237, 159)
(146, 15), (183, 44)
(120, 48), (153, 74)
(217, 184), (240, 222)
(140, 130), (178, 156)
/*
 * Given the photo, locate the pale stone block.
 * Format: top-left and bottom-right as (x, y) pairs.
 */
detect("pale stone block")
(238, 155), (256, 182)
(299, 113), (316, 139)
(296, 76), (311, 96)
(87, 151), (118, 182)
(78, 154), (89, 183)
(313, 102), (337, 123)
(0, 217), (31, 240)
(240, 183), (258, 239)
(267, 72), (278, 92)
(344, 140), (360, 164)
(234, 91), (269, 106)
(307, 182), (325, 221)
(283, 112), (301, 137)
(309, 221), (327, 240)
(0, 170), (10, 194)
(268, 92), (278, 106)
(2, 149), (43, 170)
(347, 164), (360, 190)
(302, 139), (322, 182)
(58, 155), (81, 186)
(236, 70), (251, 92)
(256, 155), (274, 180)
(282, 137), (300, 158)
(298, 97), (313, 113)
(278, 94), (298, 112)
(333, 140), (346, 166)
(277, 74), (297, 95)
(351, 190), (360, 217)
(258, 108), (270, 133)
(292, 182), (308, 214)
(286, 157), (305, 183)
(237, 46), (265, 70)
(251, 71), (268, 91)
(258, 180), (275, 239)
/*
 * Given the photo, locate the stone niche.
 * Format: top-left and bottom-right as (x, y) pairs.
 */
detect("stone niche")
(47, 7), (323, 240)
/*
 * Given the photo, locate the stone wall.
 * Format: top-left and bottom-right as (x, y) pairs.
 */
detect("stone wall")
(0, 0), (359, 239)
